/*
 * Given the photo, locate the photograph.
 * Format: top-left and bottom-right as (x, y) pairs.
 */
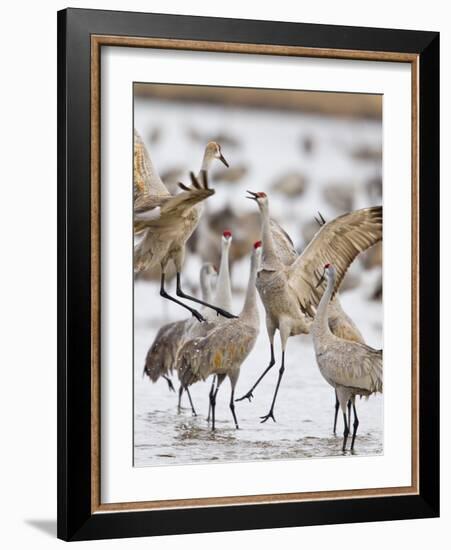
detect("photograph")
(54, 6), (440, 542)
(133, 83), (384, 467)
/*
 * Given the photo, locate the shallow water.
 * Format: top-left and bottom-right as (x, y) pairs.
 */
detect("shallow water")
(133, 99), (383, 467)
(134, 283), (383, 467)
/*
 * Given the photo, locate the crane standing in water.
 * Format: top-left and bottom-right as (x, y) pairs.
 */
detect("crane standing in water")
(178, 242), (262, 430)
(312, 263), (383, 451)
(237, 191), (382, 424)
(142, 263), (217, 415)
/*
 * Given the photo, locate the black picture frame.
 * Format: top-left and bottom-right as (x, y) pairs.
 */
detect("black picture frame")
(57, 7), (439, 541)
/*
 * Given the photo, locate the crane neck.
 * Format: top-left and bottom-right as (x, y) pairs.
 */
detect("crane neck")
(200, 268), (214, 304)
(260, 204), (281, 271)
(241, 252), (260, 326)
(313, 269), (335, 340)
(200, 150), (215, 173)
(215, 241), (233, 311)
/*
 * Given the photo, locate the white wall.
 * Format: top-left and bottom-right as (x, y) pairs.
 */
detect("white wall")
(0, 1), (448, 547)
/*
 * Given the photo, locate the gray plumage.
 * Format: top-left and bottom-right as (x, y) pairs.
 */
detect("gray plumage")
(143, 319), (190, 383)
(178, 244), (262, 429)
(143, 263), (216, 385)
(327, 299), (365, 344)
(133, 133), (227, 274)
(133, 132), (233, 322)
(133, 129), (170, 200)
(312, 264), (383, 451)
(237, 191), (382, 424)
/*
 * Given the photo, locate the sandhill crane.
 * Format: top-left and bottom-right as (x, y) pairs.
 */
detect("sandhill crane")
(327, 298), (366, 432)
(236, 191), (382, 425)
(214, 230), (233, 314)
(312, 263), (383, 451)
(143, 263), (217, 415)
(143, 230), (235, 415)
(178, 242), (262, 431)
(133, 130), (232, 322)
(190, 206), (262, 278)
(203, 230), (233, 421)
(313, 213), (367, 433)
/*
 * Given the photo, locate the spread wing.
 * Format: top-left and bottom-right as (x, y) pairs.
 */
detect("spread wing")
(270, 218), (298, 266)
(134, 129), (170, 200)
(287, 206), (382, 316)
(134, 172), (214, 234)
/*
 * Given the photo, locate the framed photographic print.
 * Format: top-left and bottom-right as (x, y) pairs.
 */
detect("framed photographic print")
(57, 8), (439, 541)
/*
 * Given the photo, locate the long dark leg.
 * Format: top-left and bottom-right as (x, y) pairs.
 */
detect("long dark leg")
(210, 386), (219, 431)
(260, 351), (285, 423)
(207, 376), (217, 423)
(185, 387), (197, 416)
(176, 273), (236, 319)
(177, 385), (183, 413)
(162, 375), (175, 392)
(350, 402), (359, 451)
(347, 400), (352, 430)
(333, 391), (340, 434)
(160, 273), (205, 323)
(229, 387), (239, 429)
(236, 344), (275, 402)
(342, 410), (350, 452)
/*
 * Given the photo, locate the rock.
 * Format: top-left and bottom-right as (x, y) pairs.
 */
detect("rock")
(271, 172), (307, 197)
(322, 183), (355, 213)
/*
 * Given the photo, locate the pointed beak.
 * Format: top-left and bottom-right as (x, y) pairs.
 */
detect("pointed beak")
(246, 190), (258, 201)
(315, 269), (326, 288)
(219, 152), (229, 167)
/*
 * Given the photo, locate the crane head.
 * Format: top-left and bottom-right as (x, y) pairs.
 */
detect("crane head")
(206, 141), (229, 167)
(316, 263), (333, 288)
(222, 230), (232, 243)
(253, 240), (263, 266)
(246, 191), (268, 211)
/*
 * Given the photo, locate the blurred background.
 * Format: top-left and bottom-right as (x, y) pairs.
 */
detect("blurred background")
(133, 84), (383, 467)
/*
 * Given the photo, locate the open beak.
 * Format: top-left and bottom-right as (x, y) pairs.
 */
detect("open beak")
(219, 152), (229, 167)
(246, 190), (258, 201)
(315, 269), (326, 288)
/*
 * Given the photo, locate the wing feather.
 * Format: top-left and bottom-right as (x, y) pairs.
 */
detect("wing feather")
(134, 129), (170, 200)
(322, 343), (383, 394)
(270, 218), (298, 266)
(287, 206), (382, 316)
(143, 320), (190, 381)
(178, 321), (258, 387)
(134, 183), (214, 233)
